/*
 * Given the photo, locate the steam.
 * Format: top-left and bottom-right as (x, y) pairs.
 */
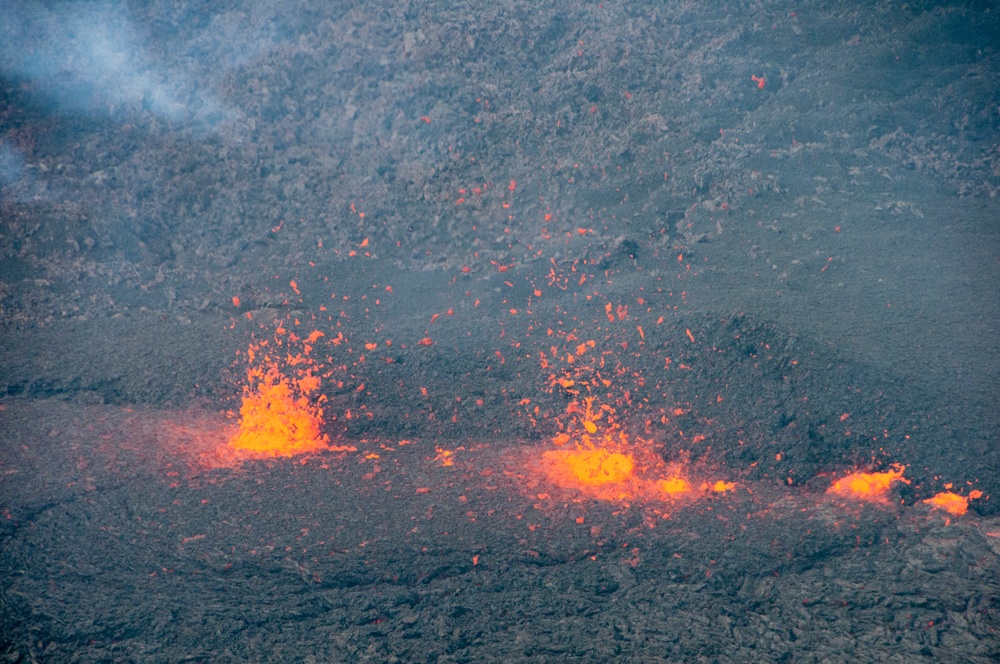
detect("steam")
(0, 0), (236, 127)
(0, 142), (24, 187)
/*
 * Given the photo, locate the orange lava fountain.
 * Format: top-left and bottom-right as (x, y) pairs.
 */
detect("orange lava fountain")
(228, 330), (331, 458)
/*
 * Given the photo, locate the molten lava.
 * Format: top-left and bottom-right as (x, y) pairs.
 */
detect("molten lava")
(826, 464), (908, 503)
(535, 390), (718, 504)
(657, 477), (690, 495)
(229, 366), (329, 457)
(543, 448), (634, 486)
(923, 489), (983, 516)
(228, 334), (330, 458)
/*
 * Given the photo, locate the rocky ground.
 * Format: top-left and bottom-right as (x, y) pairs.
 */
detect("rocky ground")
(1, 0), (998, 661)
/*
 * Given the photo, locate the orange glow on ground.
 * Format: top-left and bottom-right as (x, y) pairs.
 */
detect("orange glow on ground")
(923, 490), (983, 516)
(536, 393), (713, 505)
(543, 448), (634, 486)
(826, 464), (908, 503)
(657, 477), (690, 494)
(532, 337), (726, 505)
(538, 445), (719, 505)
(539, 448), (637, 502)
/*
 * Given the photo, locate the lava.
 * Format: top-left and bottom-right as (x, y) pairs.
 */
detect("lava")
(228, 330), (331, 458)
(228, 364), (329, 457)
(826, 464), (909, 503)
(924, 490), (984, 516)
(189, 262), (987, 526)
(542, 448), (634, 486)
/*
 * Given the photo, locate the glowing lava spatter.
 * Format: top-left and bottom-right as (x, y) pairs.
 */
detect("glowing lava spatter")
(537, 372), (715, 502)
(826, 464), (909, 503)
(538, 420), (721, 504)
(228, 329), (331, 458)
(923, 489), (984, 516)
(529, 328), (734, 505)
(189, 260), (989, 526)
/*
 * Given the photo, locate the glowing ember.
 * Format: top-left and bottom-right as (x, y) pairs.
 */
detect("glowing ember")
(923, 490), (983, 516)
(538, 448), (640, 502)
(555, 397), (632, 453)
(657, 477), (690, 495)
(826, 464), (908, 502)
(534, 348), (717, 504)
(229, 365), (329, 457)
(228, 334), (330, 458)
(543, 448), (634, 487)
